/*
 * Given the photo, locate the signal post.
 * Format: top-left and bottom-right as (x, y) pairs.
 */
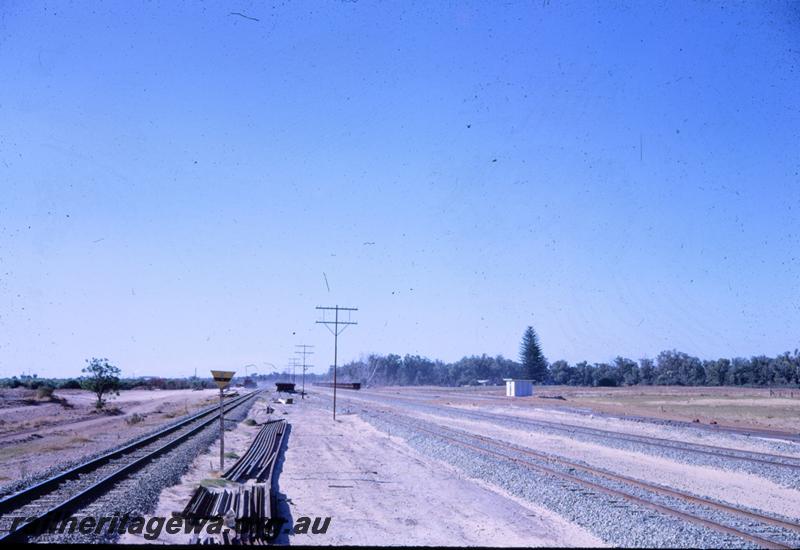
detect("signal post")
(211, 370), (235, 470)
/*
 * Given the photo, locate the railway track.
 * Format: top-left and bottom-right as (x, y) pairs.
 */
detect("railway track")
(375, 388), (800, 442)
(401, 416), (800, 548)
(0, 390), (262, 542)
(343, 390), (800, 471)
(364, 406), (800, 549)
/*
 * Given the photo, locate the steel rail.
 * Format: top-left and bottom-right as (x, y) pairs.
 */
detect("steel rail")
(446, 421), (800, 534)
(0, 391), (256, 515)
(344, 392), (800, 535)
(383, 413), (796, 550)
(184, 419), (288, 544)
(223, 420), (286, 483)
(376, 388), (800, 442)
(391, 387), (800, 443)
(349, 390), (800, 470)
(0, 390), (262, 542)
(459, 406), (800, 469)
(317, 392), (800, 548)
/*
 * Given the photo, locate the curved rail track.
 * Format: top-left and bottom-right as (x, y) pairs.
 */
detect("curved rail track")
(380, 412), (800, 549)
(343, 390), (800, 471)
(0, 389), (262, 542)
(316, 390), (800, 548)
(380, 388), (800, 442)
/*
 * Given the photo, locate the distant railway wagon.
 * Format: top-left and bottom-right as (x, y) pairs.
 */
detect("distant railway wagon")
(275, 382), (296, 393)
(314, 381), (362, 390)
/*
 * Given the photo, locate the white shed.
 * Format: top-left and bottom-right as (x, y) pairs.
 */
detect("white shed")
(505, 379), (533, 397)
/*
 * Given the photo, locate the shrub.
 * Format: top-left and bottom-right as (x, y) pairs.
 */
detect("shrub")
(36, 386), (55, 400)
(125, 412), (145, 425)
(81, 358), (121, 409)
(59, 379), (82, 390)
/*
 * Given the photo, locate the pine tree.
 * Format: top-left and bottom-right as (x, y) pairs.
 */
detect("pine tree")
(519, 326), (548, 382)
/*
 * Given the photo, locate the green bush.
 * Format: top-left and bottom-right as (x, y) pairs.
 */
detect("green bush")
(59, 379), (82, 390)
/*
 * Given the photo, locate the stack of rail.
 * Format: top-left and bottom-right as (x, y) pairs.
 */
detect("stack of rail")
(183, 485), (269, 520)
(182, 419), (288, 544)
(182, 485), (270, 543)
(223, 420), (286, 483)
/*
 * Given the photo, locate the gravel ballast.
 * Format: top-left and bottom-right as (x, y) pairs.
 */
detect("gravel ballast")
(360, 410), (754, 548)
(23, 396), (257, 544)
(338, 392), (800, 491)
(320, 392), (800, 548)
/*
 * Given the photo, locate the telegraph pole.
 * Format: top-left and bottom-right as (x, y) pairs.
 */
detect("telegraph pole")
(289, 357), (301, 383)
(315, 305), (357, 420)
(295, 344), (314, 399)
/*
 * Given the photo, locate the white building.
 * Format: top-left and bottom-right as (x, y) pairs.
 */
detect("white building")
(505, 379), (533, 397)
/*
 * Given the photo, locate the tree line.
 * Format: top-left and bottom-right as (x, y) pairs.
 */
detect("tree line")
(332, 327), (800, 388)
(2, 327), (798, 391)
(0, 373), (219, 391)
(333, 349), (800, 387)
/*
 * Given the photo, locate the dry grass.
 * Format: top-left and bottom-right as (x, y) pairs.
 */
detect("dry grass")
(199, 477), (231, 488)
(125, 412), (146, 425)
(0, 434), (92, 461)
(532, 386), (800, 432)
(40, 436), (92, 452)
(0, 445), (28, 461)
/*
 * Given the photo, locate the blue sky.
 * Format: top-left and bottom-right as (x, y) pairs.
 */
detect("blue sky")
(1, 1), (798, 378)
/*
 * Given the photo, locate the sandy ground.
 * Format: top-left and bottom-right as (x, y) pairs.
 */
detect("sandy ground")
(131, 392), (603, 546)
(278, 397), (602, 547)
(0, 388), (219, 484)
